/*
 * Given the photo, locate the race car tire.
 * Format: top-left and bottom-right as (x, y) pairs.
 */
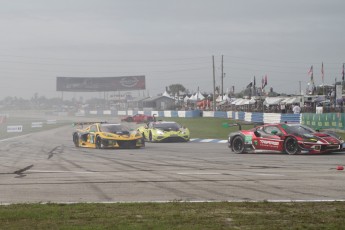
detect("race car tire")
(95, 136), (103, 149)
(141, 137), (145, 148)
(284, 137), (300, 155)
(149, 132), (153, 142)
(127, 117), (133, 122)
(142, 132), (146, 141)
(73, 133), (80, 147)
(232, 135), (245, 154)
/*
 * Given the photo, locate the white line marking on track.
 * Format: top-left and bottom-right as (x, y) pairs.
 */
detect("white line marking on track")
(28, 170), (96, 174)
(177, 172), (222, 175)
(177, 172), (285, 176)
(0, 134), (31, 142)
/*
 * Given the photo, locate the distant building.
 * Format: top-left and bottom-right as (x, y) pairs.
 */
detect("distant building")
(126, 97), (150, 110)
(142, 96), (176, 110)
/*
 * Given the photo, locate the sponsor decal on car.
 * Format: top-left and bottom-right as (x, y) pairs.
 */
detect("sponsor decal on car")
(244, 135), (252, 144)
(260, 140), (279, 148)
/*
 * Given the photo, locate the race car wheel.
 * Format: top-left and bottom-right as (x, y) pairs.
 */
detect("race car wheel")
(149, 132), (153, 142)
(284, 137), (299, 155)
(73, 133), (80, 147)
(232, 136), (245, 154)
(95, 136), (103, 149)
(127, 117), (133, 122)
(142, 132), (146, 141)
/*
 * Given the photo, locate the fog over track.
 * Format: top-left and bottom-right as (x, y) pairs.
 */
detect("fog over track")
(1, 125), (345, 204)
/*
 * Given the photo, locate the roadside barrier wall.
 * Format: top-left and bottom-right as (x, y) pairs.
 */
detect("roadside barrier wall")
(82, 109), (302, 124)
(301, 113), (345, 131)
(74, 109), (345, 131)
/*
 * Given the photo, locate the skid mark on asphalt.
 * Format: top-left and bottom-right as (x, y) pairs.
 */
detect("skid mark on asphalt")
(53, 154), (113, 201)
(13, 164), (34, 178)
(91, 154), (244, 200)
(47, 145), (65, 159)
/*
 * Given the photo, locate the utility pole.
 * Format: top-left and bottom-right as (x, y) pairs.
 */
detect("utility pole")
(299, 81), (301, 95)
(213, 55), (216, 111)
(221, 55), (224, 101)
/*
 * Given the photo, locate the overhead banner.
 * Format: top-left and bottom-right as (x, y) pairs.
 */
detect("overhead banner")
(56, 76), (146, 92)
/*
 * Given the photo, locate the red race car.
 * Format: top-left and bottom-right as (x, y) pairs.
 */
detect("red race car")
(228, 123), (345, 155)
(121, 114), (154, 123)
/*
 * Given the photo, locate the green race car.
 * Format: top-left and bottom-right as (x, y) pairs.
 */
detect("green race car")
(137, 121), (190, 142)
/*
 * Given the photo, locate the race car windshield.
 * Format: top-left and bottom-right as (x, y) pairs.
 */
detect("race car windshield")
(100, 124), (130, 134)
(281, 124), (315, 136)
(153, 122), (181, 131)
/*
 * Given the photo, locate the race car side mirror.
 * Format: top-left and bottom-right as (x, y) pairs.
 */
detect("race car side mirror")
(254, 131), (261, 137)
(271, 130), (278, 135)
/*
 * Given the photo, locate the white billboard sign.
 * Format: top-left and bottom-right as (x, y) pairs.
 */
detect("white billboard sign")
(7, 125), (23, 133)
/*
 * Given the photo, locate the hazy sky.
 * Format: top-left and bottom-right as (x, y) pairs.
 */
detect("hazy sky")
(1, 0), (344, 100)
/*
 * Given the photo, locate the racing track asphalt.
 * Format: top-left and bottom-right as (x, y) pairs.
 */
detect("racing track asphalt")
(1, 125), (345, 204)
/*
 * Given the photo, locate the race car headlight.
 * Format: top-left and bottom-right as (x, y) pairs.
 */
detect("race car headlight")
(180, 128), (188, 134)
(156, 130), (164, 135)
(304, 138), (318, 143)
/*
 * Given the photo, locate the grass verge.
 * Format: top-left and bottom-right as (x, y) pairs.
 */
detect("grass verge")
(161, 117), (345, 141)
(160, 117), (253, 140)
(1, 202), (345, 229)
(0, 117), (69, 140)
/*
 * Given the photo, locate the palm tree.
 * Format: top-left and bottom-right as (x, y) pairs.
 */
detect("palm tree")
(166, 84), (186, 104)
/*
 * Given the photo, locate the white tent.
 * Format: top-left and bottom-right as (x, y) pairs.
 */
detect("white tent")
(196, 92), (205, 100)
(162, 91), (172, 98)
(231, 98), (242, 105)
(281, 97), (299, 104)
(216, 95), (223, 102)
(189, 92), (205, 101)
(244, 98), (256, 105)
(235, 99), (247, 106)
(223, 94), (231, 102)
(216, 94), (231, 102)
(183, 95), (190, 103)
(263, 97), (284, 106)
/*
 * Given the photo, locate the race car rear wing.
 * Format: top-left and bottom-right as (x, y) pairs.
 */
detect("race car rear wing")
(223, 122), (266, 130)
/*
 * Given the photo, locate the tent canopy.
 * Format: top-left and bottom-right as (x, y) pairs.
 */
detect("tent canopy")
(263, 97), (284, 106)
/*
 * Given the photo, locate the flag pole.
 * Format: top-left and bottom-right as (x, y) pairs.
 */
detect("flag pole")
(212, 55), (216, 111)
(322, 62), (325, 96)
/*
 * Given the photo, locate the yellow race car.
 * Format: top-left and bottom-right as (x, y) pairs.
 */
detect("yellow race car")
(72, 122), (144, 149)
(137, 121), (190, 142)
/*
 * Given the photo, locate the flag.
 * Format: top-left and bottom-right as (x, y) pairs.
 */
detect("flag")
(308, 65), (313, 75)
(265, 75), (268, 86)
(308, 65), (314, 82)
(261, 76), (264, 89)
(253, 76), (256, 88)
(232, 85), (235, 93)
(342, 63), (344, 81)
(321, 62), (324, 82)
(246, 82), (253, 88)
(262, 75), (268, 88)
